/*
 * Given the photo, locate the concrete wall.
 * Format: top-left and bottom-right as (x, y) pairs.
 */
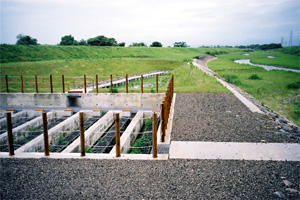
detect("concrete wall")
(0, 93), (165, 109)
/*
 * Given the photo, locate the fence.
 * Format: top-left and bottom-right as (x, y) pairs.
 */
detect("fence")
(1, 73), (170, 94)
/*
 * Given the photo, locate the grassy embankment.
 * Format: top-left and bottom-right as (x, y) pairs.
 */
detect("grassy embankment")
(0, 45), (228, 93)
(208, 47), (300, 126)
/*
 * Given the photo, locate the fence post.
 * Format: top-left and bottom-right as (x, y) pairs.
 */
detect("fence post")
(141, 74), (143, 93)
(161, 103), (165, 142)
(84, 74), (87, 93)
(6, 112), (14, 156)
(20, 75), (24, 93)
(5, 75), (9, 93)
(152, 112), (158, 158)
(35, 75), (39, 93)
(42, 112), (49, 156)
(115, 113), (121, 157)
(96, 74), (99, 93)
(62, 75), (65, 93)
(156, 74), (158, 93)
(110, 74), (113, 93)
(50, 75), (53, 93)
(79, 112), (85, 156)
(126, 74), (128, 93)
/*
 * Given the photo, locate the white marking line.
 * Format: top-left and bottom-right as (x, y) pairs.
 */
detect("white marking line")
(169, 141), (300, 161)
(192, 59), (263, 114)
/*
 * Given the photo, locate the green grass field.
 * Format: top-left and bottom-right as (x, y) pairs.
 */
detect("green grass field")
(208, 49), (300, 126)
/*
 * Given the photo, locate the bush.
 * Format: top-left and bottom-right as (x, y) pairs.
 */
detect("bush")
(223, 74), (242, 85)
(87, 35), (117, 46)
(248, 74), (262, 80)
(287, 81), (300, 90)
(60, 35), (75, 45)
(112, 87), (119, 93)
(150, 41), (162, 47)
(129, 42), (147, 47)
(174, 41), (188, 47)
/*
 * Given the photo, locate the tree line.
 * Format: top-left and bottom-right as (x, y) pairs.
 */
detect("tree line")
(15, 34), (191, 47)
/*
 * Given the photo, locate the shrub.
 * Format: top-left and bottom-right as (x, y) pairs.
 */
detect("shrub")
(16, 34), (38, 45)
(287, 81), (300, 90)
(150, 41), (162, 47)
(248, 74), (262, 80)
(223, 74), (242, 85)
(112, 87), (119, 93)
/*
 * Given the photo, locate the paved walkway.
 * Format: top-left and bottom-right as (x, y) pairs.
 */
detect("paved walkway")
(170, 141), (300, 161)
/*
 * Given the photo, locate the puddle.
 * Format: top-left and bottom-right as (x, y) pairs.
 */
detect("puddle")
(267, 56), (276, 58)
(234, 59), (300, 73)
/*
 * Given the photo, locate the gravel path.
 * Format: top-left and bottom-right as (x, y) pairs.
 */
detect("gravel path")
(1, 158), (299, 199)
(172, 93), (299, 143)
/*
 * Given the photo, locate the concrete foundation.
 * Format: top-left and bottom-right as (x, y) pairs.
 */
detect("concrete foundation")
(0, 93), (165, 109)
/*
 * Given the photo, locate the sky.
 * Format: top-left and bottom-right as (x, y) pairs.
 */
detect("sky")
(0, 0), (299, 47)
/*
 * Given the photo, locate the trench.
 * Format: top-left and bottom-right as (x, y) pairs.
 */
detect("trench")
(0, 115), (38, 135)
(90, 115), (133, 153)
(49, 116), (101, 153)
(130, 117), (160, 154)
(0, 115), (70, 152)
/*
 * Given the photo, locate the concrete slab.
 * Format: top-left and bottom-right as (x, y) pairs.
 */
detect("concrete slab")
(169, 141), (300, 161)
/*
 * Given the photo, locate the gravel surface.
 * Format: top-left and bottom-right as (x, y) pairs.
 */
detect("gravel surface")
(0, 158), (299, 199)
(172, 93), (299, 143)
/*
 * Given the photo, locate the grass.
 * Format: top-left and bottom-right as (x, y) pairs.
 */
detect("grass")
(208, 51), (300, 126)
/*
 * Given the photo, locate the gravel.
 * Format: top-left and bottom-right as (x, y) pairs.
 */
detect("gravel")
(0, 158), (299, 199)
(172, 93), (299, 143)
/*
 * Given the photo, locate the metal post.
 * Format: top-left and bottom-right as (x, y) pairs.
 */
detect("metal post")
(152, 113), (158, 158)
(96, 75), (99, 93)
(126, 74), (128, 93)
(141, 75), (144, 93)
(79, 112), (85, 156)
(62, 75), (65, 93)
(84, 74), (87, 93)
(35, 75), (39, 93)
(115, 113), (121, 157)
(20, 75), (24, 93)
(110, 74), (113, 93)
(5, 75), (9, 93)
(6, 112), (14, 156)
(50, 75), (53, 93)
(42, 112), (49, 156)
(156, 74), (158, 93)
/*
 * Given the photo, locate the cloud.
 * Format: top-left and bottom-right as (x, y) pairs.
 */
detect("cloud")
(0, 0), (299, 46)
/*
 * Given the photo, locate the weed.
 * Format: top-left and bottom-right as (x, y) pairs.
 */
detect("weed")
(223, 74), (242, 85)
(287, 81), (300, 90)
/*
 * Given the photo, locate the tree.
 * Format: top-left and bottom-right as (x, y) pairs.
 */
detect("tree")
(16, 34), (38, 45)
(87, 35), (117, 46)
(117, 42), (125, 47)
(78, 39), (87, 46)
(150, 41), (162, 47)
(129, 42), (147, 47)
(173, 41), (188, 47)
(60, 35), (75, 45)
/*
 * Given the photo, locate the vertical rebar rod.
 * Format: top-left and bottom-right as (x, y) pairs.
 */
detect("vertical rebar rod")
(115, 113), (121, 157)
(126, 74), (128, 93)
(84, 74), (87, 93)
(141, 74), (143, 93)
(50, 75), (53, 93)
(152, 113), (158, 158)
(80, 112), (85, 156)
(35, 75), (39, 93)
(20, 75), (24, 93)
(161, 103), (165, 142)
(156, 74), (158, 93)
(110, 74), (113, 93)
(62, 75), (65, 93)
(5, 75), (9, 93)
(96, 74), (99, 93)
(6, 112), (14, 156)
(42, 112), (49, 156)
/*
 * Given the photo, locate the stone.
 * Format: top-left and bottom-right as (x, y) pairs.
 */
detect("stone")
(274, 191), (286, 199)
(282, 124), (290, 132)
(283, 180), (293, 186)
(279, 118), (287, 124)
(285, 188), (299, 193)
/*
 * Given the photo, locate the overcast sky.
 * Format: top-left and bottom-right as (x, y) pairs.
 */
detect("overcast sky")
(0, 0), (299, 47)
